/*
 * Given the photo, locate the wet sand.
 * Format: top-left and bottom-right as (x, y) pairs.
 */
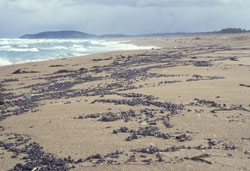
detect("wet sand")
(0, 33), (250, 171)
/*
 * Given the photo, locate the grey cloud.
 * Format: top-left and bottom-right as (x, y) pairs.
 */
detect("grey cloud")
(0, 0), (250, 37)
(70, 0), (250, 8)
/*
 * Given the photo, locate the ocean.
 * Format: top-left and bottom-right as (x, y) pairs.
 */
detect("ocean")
(0, 38), (157, 66)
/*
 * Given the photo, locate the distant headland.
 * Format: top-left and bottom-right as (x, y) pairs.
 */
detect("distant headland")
(20, 31), (129, 39)
(20, 28), (250, 39)
(20, 31), (95, 39)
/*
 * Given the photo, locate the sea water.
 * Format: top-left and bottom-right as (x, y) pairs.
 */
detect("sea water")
(0, 38), (157, 66)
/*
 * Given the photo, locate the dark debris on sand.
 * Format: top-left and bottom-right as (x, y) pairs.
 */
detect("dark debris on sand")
(113, 126), (171, 141)
(1, 45), (248, 169)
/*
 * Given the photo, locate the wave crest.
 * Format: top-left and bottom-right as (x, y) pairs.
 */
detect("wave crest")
(0, 45), (39, 52)
(0, 57), (13, 66)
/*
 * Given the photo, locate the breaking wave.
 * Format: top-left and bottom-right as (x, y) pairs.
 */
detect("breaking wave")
(0, 57), (13, 66)
(0, 45), (39, 52)
(0, 38), (159, 66)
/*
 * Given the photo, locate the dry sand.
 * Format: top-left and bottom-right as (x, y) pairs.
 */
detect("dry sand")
(0, 33), (250, 171)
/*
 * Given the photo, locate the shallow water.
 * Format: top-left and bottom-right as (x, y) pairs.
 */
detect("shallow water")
(0, 38), (157, 66)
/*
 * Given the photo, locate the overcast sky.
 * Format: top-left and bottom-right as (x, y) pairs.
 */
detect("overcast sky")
(0, 0), (250, 38)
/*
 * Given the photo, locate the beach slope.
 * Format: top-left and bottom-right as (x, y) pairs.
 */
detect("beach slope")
(1, 33), (250, 171)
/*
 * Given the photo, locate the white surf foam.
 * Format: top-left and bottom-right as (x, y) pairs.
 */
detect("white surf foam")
(71, 44), (87, 52)
(18, 44), (29, 48)
(0, 45), (39, 52)
(0, 38), (160, 66)
(0, 57), (13, 66)
(41, 46), (68, 50)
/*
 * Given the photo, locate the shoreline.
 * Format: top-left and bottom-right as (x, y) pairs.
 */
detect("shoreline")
(1, 33), (250, 170)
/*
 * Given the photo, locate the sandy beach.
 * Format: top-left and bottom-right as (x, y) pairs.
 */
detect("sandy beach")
(1, 33), (250, 171)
